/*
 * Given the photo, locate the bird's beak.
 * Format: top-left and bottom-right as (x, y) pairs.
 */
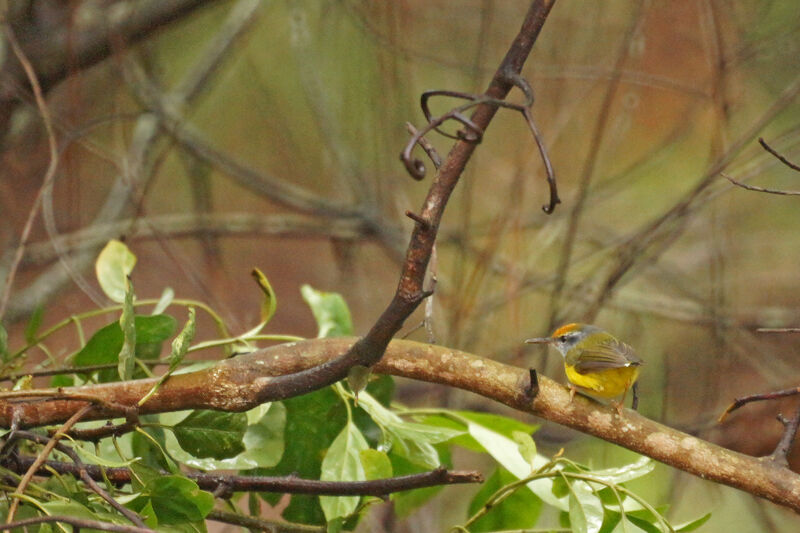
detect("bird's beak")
(525, 337), (553, 344)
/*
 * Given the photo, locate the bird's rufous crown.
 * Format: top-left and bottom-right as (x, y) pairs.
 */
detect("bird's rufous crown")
(551, 323), (582, 337)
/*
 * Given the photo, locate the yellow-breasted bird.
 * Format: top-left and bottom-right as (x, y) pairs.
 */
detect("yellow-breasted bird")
(526, 323), (642, 414)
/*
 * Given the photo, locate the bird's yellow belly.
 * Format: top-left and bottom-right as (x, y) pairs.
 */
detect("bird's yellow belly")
(564, 365), (639, 398)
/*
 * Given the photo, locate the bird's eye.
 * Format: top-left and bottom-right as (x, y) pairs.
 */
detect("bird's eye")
(557, 335), (567, 342)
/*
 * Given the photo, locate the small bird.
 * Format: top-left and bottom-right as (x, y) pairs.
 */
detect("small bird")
(526, 323), (642, 414)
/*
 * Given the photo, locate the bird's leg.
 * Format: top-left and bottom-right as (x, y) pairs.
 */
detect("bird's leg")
(614, 387), (630, 416)
(631, 382), (640, 411)
(569, 384), (577, 402)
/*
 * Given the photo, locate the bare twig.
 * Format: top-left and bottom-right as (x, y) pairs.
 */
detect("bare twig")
(7, 430), (148, 527)
(0, 20), (60, 322)
(0, 515), (152, 533)
(718, 386), (800, 423)
(405, 122), (442, 170)
(5, 454), (482, 496)
(770, 403), (800, 466)
(723, 172), (800, 196)
(5, 405), (92, 523)
(401, 86), (559, 213)
(759, 137), (800, 172)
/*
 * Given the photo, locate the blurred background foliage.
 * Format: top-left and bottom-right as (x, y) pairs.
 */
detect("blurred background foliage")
(1, 0), (799, 530)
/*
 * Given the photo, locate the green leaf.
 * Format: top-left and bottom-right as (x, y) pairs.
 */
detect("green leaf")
(169, 402), (285, 471)
(24, 304), (44, 344)
(173, 410), (247, 460)
(40, 501), (98, 521)
(675, 512), (712, 531)
(347, 364), (371, 402)
(0, 321), (8, 362)
(144, 475), (214, 524)
(567, 478), (604, 533)
(466, 467), (542, 532)
(455, 410), (538, 439)
(152, 287), (175, 315)
(388, 452), (444, 517)
(512, 430), (537, 468)
(134, 314), (178, 344)
(300, 284), (353, 337)
(258, 388), (347, 525)
(625, 512), (665, 533)
(320, 422), (369, 521)
(95, 239), (137, 303)
(73, 314), (177, 377)
(589, 456), (654, 485)
(139, 308), (196, 406)
(464, 418), (567, 511)
(118, 277), (136, 380)
(360, 449), (392, 480)
(252, 268), (277, 325)
(356, 392), (461, 468)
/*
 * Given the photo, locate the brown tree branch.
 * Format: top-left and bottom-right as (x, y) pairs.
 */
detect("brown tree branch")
(3, 337), (800, 513)
(0, 1), (214, 132)
(5, 455), (482, 497)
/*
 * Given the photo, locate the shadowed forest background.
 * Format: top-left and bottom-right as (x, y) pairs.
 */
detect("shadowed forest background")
(1, 1), (800, 531)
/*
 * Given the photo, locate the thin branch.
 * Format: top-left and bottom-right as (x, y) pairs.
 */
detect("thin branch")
(5, 455), (482, 496)
(770, 402), (800, 467)
(5, 405), (92, 523)
(0, 515), (152, 533)
(0, 19), (60, 323)
(759, 137), (800, 172)
(723, 172), (800, 196)
(718, 386), (800, 423)
(7, 430), (147, 527)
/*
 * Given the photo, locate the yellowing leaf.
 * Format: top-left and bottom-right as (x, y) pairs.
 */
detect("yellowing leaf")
(96, 240), (137, 303)
(251, 268), (277, 325)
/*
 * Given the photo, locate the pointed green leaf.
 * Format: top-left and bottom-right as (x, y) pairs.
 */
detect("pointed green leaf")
(24, 304), (44, 344)
(360, 449), (392, 480)
(301, 284), (353, 337)
(675, 512), (712, 532)
(139, 308), (196, 406)
(73, 314), (176, 369)
(568, 478), (604, 533)
(168, 308), (195, 371)
(96, 239), (137, 303)
(347, 364), (371, 402)
(118, 277), (136, 381)
(320, 422), (369, 521)
(144, 475), (214, 524)
(0, 322), (8, 362)
(512, 430), (537, 468)
(252, 268), (277, 325)
(258, 387), (347, 525)
(467, 467), (542, 532)
(589, 456), (654, 484)
(173, 410), (246, 460)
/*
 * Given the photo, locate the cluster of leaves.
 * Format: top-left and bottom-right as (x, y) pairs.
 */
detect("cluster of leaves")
(0, 241), (709, 532)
